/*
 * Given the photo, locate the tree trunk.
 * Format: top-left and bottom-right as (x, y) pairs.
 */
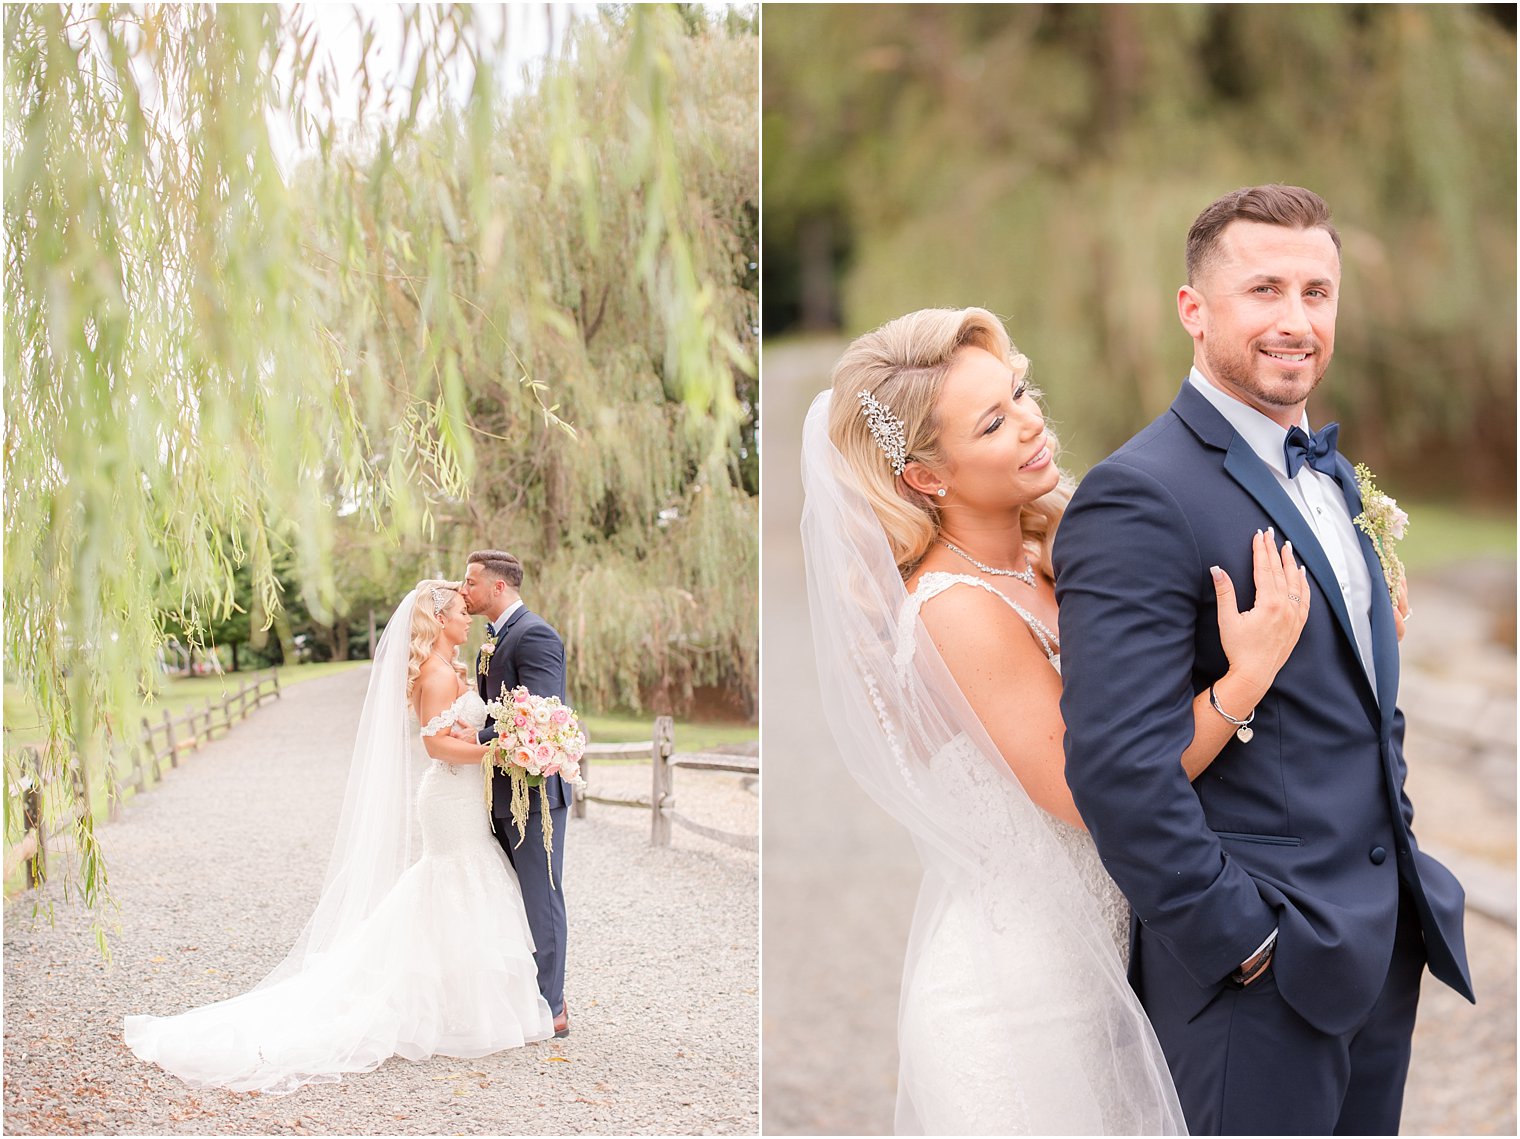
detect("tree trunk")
(798, 214), (839, 331)
(271, 609), (295, 666)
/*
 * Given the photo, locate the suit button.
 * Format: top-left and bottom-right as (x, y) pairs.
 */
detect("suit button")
(1370, 846), (1387, 865)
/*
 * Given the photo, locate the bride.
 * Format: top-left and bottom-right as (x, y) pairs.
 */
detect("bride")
(124, 581), (554, 1093)
(801, 308), (1312, 1134)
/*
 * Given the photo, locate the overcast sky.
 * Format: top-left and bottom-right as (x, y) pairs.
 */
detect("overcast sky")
(268, 3), (597, 179)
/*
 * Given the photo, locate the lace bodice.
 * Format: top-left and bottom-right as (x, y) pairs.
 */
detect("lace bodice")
(896, 571), (1127, 958)
(420, 689), (487, 738)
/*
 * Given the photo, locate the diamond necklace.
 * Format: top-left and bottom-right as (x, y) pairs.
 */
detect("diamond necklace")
(940, 539), (1038, 587)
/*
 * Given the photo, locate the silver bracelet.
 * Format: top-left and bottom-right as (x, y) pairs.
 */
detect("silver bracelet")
(1209, 684), (1255, 743)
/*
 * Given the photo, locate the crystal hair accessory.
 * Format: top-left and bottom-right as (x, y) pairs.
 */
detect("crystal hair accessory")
(857, 389), (908, 476)
(429, 587), (449, 617)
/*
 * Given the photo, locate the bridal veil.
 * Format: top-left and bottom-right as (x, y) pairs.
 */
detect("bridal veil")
(800, 391), (1185, 1135)
(124, 590), (429, 1092)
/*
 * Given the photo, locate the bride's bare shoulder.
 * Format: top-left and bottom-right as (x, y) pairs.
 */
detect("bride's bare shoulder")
(913, 576), (1052, 671)
(414, 659), (463, 713)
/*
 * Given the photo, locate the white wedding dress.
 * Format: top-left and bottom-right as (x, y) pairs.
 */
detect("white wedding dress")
(891, 574), (1154, 1135)
(124, 689), (554, 1094)
(800, 390), (1184, 1135)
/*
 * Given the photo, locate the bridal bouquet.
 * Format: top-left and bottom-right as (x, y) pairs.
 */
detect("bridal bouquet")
(482, 686), (587, 867)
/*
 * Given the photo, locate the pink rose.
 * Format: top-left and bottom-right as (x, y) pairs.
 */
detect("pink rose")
(513, 712), (529, 728)
(535, 743), (554, 764)
(551, 708), (570, 726)
(513, 747), (534, 769)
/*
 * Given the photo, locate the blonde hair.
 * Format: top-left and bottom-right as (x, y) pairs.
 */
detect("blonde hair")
(406, 579), (466, 699)
(827, 307), (1075, 578)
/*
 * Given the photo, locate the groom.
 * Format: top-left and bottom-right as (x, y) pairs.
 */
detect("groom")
(1055, 185), (1473, 1134)
(458, 548), (572, 1038)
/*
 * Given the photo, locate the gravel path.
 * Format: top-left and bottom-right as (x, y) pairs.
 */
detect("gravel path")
(4, 667), (758, 1136)
(761, 337), (1516, 1136)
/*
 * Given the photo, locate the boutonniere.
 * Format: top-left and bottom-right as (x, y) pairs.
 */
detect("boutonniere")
(477, 637), (497, 677)
(1351, 463), (1409, 607)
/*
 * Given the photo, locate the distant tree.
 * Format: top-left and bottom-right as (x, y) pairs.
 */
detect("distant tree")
(764, 5), (1515, 494)
(301, 9), (758, 716)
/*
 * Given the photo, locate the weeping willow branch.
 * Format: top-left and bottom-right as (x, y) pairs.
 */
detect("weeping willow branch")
(3, 3), (755, 938)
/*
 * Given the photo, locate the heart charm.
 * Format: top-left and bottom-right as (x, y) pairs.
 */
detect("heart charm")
(1235, 725), (1254, 744)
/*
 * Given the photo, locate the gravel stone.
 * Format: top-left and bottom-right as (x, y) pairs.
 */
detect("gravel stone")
(4, 667), (758, 1135)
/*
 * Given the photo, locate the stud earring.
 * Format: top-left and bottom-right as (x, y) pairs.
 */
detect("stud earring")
(936, 488), (947, 498)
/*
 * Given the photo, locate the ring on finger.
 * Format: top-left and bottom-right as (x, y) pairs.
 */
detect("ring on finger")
(1287, 593), (1301, 603)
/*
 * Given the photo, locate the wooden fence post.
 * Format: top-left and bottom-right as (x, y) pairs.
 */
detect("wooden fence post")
(69, 757), (87, 827)
(22, 751), (43, 888)
(650, 716), (675, 848)
(162, 708), (178, 769)
(139, 716), (154, 789)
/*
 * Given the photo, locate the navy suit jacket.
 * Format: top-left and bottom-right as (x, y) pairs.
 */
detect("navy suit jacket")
(477, 605), (571, 814)
(1054, 380), (1473, 1036)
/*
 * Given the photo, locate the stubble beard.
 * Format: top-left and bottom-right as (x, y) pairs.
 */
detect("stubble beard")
(1203, 338), (1328, 413)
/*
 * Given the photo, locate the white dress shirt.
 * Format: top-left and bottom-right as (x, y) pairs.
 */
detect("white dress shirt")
(490, 599), (525, 639)
(1188, 368), (1377, 694)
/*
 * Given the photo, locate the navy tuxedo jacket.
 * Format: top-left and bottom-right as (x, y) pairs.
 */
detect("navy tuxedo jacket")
(1054, 380), (1472, 1036)
(476, 606), (571, 813)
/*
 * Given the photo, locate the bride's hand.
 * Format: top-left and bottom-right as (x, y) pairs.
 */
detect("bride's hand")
(1211, 529), (1311, 694)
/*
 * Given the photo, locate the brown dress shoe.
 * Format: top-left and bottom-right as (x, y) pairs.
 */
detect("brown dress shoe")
(553, 1005), (570, 1038)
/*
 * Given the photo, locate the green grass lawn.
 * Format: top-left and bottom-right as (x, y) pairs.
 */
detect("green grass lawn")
(577, 711), (757, 755)
(1395, 500), (1515, 574)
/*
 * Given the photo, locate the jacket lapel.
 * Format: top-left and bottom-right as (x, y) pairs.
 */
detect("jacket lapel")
(1171, 382), (1376, 708)
(494, 607), (529, 693)
(476, 625), (497, 699)
(1332, 459), (1400, 728)
(1220, 438), (1362, 666)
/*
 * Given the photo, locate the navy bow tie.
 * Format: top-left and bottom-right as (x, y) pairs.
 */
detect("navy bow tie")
(1284, 422), (1340, 479)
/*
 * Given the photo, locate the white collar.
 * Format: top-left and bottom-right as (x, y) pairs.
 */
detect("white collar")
(490, 599), (525, 638)
(1187, 367), (1312, 480)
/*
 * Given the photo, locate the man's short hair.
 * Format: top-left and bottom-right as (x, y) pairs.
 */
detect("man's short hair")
(1186, 184), (1341, 285)
(467, 549), (524, 589)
